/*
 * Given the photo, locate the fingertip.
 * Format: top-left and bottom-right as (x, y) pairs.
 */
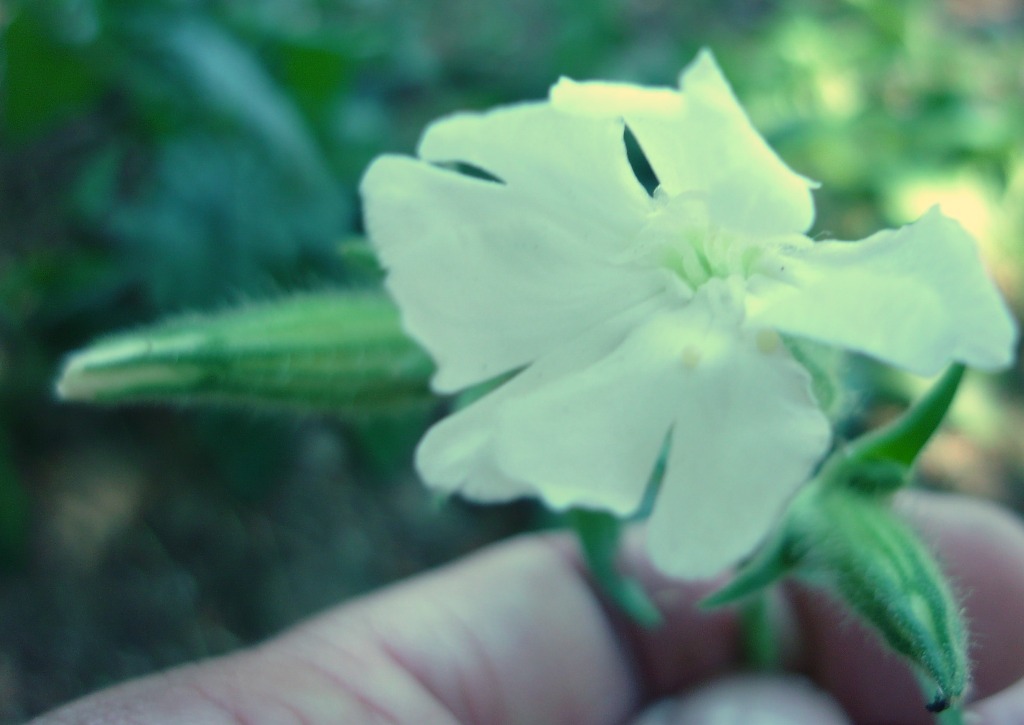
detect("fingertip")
(895, 489), (1024, 562)
(600, 528), (746, 697)
(967, 678), (1024, 725)
(896, 491), (1024, 701)
(630, 675), (850, 725)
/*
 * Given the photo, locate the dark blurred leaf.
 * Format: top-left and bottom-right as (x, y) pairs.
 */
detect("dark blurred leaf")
(95, 135), (346, 310)
(116, 12), (334, 191)
(0, 246), (120, 325)
(1, 4), (104, 139)
(191, 411), (298, 500)
(0, 423), (29, 570)
(276, 35), (355, 125)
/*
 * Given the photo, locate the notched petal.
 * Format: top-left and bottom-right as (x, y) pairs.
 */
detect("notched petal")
(749, 207), (1018, 375)
(360, 155), (666, 392)
(552, 49), (816, 235)
(415, 302), (666, 505)
(646, 315), (831, 578)
(417, 101), (651, 240)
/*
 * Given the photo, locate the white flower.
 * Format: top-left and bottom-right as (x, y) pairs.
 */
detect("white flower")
(360, 50), (1017, 578)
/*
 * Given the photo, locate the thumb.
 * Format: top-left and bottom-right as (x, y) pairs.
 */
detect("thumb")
(630, 675), (850, 725)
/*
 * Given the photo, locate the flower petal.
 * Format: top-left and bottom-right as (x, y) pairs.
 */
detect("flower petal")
(551, 49), (816, 235)
(491, 304), (695, 516)
(418, 102), (651, 254)
(646, 321), (831, 579)
(416, 299), (666, 503)
(361, 155), (668, 392)
(747, 207), (1019, 375)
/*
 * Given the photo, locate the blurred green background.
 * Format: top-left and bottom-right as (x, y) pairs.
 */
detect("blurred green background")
(1, 0), (1023, 720)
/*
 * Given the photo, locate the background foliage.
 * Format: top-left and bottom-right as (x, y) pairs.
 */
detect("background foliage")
(1, 0), (1022, 719)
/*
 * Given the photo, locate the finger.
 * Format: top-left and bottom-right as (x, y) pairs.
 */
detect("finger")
(33, 490), (1024, 725)
(32, 534), (647, 724)
(629, 674), (850, 725)
(788, 490), (1024, 724)
(968, 678), (1024, 723)
(901, 493), (1024, 700)
(264, 489), (1024, 720)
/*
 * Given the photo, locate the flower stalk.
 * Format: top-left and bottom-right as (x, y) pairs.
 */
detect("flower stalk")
(568, 509), (662, 628)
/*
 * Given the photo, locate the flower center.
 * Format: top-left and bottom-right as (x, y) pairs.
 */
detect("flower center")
(662, 222), (764, 290)
(630, 190), (796, 298)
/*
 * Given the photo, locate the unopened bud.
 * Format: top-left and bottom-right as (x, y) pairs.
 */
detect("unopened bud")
(791, 486), (968, 712)
(56, 293), (433, 414)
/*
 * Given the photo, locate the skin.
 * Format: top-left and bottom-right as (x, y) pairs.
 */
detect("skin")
(31, 491), (1024, 725)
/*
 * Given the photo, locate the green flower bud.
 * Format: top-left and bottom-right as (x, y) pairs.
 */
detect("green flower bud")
(790, 485), (968, 712)
(56, 293), (434, 415)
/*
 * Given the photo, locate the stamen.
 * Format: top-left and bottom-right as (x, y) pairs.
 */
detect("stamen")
(677, 237), (709, 287)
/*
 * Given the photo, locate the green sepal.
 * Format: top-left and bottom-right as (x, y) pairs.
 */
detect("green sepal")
(700, 521), (796, 609)
(567, 509), (662, 628)
(847, 363), (966, 470)
(792, 485), (969, 711)
(820, 363), (965, 497)
(55, 292), (434, 415)
(782, 336), (843, 417)
(819, 453), (910, 496)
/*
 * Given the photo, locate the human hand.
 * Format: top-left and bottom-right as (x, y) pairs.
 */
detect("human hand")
(32, 491), (1024, 724)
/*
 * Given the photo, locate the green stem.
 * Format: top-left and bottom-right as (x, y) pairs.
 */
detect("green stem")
(567, 509), (662, 628)
(739, 593), (780, 671)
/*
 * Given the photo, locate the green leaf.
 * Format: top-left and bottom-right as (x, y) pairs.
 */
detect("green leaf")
(1, 6), (104, 139)
(814, 364), (966, 497)
(120, 13), (331, 190)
